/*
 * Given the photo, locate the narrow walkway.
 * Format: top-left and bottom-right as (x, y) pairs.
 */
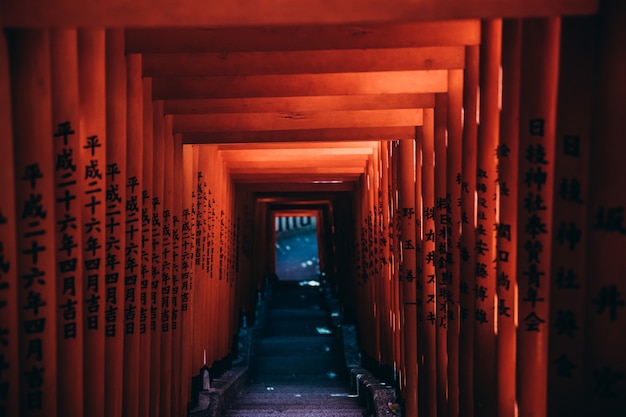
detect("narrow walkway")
(224, 281), (368, 417)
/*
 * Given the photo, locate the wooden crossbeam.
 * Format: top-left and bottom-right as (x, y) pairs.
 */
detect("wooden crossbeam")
(152, 71), (448, 100)
(142, 47), (465, 76)
(164, 94), (436, 115)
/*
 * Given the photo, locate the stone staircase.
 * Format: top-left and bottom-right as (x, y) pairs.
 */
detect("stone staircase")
(223, 282), (368, 417)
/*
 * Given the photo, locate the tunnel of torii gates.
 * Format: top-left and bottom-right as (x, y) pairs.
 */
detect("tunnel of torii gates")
(0, 1), (625, 417)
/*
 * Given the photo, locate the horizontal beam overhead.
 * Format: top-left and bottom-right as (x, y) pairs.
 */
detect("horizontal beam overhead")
(216, 141), (380, 150)
(182, 127), (417, 144)
(164, 94), (436, 115)
(141, 46), (465, 76)
(4, 1), (596, 28)
(127, 20), (482, 53)
(225, 158), (368, 169)
(219, 148), (375, 160)
(173, 109), (423, 133)
(238, 182), (355, 192)
(233, 174), (360, 184)
(152, 70), (449, 100)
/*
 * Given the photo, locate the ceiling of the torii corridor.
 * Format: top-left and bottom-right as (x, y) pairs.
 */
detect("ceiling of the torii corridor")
(125, 21), (484, 191)
(2, 0), (599, 193)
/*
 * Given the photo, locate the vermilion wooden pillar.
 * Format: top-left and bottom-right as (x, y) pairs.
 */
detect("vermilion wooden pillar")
(8, 29), (58, 417)
(585, 2), (626, 415)
(171, 132), (184, 416)
(446, 68), (464, 417)
(459, 44), (479, 417)
(149, 100), (165, 417)
(497, 19), (522, 417)
(123, 52), (143, 417)
(0, 30), (19, 417)
(78, 28), (106, 417)
(547, 16), (596, 417)
(421, 107), (437, 417)
(474, 19), (501, 417)
(50, 28), (84, 417)
(383, 142), (397, 379)
(181, 144), (196, 410)
(391, 141), (403, 386)
(434, 93), (449, 417)
(377, 143), (388, 366)
(414, 129), (424, 416)
(516, 18), (560, 417)
(195, 145), (211, 368)
(138, 77), (154, 417)
(399, 139), (418, 416)
(105, 28), (127, 417)
(159, 113), (174, 417)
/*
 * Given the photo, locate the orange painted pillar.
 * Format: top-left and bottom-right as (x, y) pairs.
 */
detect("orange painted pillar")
(389, 142), (402, 386)
(78, 28), (106, 417)
(459, 44), (479, 417)
(446, 68), (464, 417)
(149, 100), (165, 417)
(181, 143), (197, 408)
(546, 16), (596, 417)
(421, 107), (437, 417)
(50, 28), (84, 417)
(171, 132), (184, 416)
(138, 77), (154, 417)
(413, 129), (424, 415)
(399, 139), (418, 415)
(0, 30), (19, 417)
(159, 113), (174, 416)
(105, 28), (127, 417)
(474, 19), (501, 417)
(195, 146), (211, 368)
(123, 52), (143, 417)
(383, 142), (397, 380)
(377, 143), (388, 366)
(516, 17), (560, 417)
(497, 18), (522, 417)
(584, 2), (626, 415)
(8, 29), (58, 416)
(434, 93), (449, 417)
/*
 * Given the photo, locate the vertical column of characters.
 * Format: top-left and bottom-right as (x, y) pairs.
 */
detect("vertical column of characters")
(104, 28), (127, 417)
(446, 68), (464, 417)
(78, 28), (106, 417)
(123, 52), (142, 417)
(421, 107), (437, 417)
(433, 93), (449, 417)
(180, 144), (196, 410)
(50, 28), (83, 417)
(171, 133), (183, 416)
(8, 29), (58, 416)
(459, 44), (479, 417)
(138, 77), (154, 417)
(0, 30), (19, 417)
(149, 100), (165, 417)
(496, 19), (522, 417)
(474, 19), (501, 417)
(547, 17), (595, 417)
(398, 139), (418, 416)
(516, 18), (560, 417)
(159, 114), (173, 417)
(585, 3), (626, 415)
